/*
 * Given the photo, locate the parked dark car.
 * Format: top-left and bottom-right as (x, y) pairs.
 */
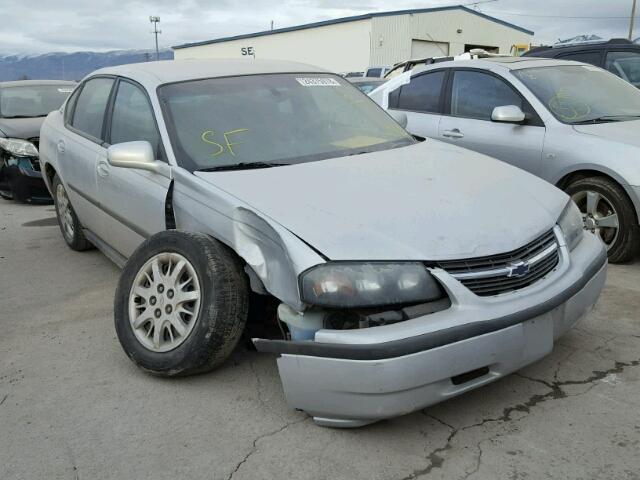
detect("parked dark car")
(0, 80), (76, 202)
(524, 38), (640, 87)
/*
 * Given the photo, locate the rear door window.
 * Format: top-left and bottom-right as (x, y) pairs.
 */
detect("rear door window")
(394, 70), (446, 113)
(556, 51), (603, 67)
(70, 77), (114, 141)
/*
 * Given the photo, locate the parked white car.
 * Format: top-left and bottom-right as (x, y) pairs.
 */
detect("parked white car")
(39, 59), (606, 427)
(371, 57), (640, 263)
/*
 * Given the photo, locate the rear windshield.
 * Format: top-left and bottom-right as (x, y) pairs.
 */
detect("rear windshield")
(158, 73), (412, 172)
(0, 84), (74, 118)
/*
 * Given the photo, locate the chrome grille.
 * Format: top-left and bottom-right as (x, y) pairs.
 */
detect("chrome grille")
(435, 230), (560, 296)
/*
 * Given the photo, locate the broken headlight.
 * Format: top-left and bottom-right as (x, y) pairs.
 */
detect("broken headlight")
(0, 138), (38, 157)
(300, 262), (445, 308)
(558, 200), (584, 251)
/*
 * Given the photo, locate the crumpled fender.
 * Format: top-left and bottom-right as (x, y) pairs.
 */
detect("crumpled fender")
(171, 168), (325, 310)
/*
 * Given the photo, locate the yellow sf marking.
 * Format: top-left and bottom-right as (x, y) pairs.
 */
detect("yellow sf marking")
(201, 129), (249, 157)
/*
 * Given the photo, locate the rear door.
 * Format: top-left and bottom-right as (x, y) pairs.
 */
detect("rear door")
(95, 77), (170, 258)
(437, 69), (546, 175)
(389, 69), (447, 139)
(59, 76), (115, 236)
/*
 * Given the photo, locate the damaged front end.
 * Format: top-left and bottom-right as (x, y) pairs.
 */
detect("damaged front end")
(252, 231), (607, 428)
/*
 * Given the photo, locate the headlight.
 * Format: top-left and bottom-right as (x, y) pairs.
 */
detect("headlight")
(300, 262), (445, 308)
(0, 138), (38, 157)
(558, 201), (584, 251)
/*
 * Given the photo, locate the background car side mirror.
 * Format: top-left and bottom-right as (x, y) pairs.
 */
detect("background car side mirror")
(491, 105), (526, 124)
(107, 141), (170, 178)
(388, 111), (408, 129)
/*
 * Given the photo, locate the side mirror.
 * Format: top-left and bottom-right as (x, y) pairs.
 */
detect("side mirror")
(388, 111), (408, 129)
(491, 105), (526, 124)
(107, 141), (170, 178)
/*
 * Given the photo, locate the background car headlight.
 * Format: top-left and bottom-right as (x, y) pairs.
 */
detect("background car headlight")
(558, 201), (584, 251)
(0, 138), (39, 157)
(300, 262), (445, 308)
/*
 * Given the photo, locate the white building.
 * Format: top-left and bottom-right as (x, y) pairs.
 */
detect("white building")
(173, 6), (533, 73)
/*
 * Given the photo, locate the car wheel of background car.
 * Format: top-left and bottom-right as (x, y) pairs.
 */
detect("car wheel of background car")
(114, 231), (249, 377)
(566, 176), (640, 263)
(52, 175), (93, 251)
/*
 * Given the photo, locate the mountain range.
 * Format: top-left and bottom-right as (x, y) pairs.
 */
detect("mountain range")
(0, 49), (174, 82)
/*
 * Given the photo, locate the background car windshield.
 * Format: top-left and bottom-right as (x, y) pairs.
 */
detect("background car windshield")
(513, 65), (640, 123)
(606, 51), (640, 87)
(354, 81), (384, 94)
(159, 74), (412, 171)
(0, 85), (73, 118)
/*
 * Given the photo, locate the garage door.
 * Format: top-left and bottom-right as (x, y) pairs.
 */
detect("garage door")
(411, 40), (450, 58)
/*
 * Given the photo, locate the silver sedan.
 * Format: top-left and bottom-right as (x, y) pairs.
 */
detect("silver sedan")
(39, 59), (606, 427)
(371, 57), (640, 263)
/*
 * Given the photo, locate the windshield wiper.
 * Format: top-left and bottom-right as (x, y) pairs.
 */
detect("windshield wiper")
(572, 115), (640, 124)
(196, 161), (288, 172)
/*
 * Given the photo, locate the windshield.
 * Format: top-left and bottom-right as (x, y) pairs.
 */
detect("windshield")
(159, 73), (413, 171)
(513, 65), (640, 124)
(0, 84), (74, 118)
(606, 51), (640, 87)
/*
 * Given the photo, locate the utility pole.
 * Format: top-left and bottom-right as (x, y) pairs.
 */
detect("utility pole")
(630, 0), (638, 40)
(149, 16), (161, 61)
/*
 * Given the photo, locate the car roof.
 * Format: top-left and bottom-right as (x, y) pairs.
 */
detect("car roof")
(415, 56), (584, 72)
(525, 38), (638, 57)
(89, 59), (328, 87)
(0, 80), (77, 88)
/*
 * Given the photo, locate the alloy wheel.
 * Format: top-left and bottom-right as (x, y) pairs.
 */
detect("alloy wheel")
(128, 253), (201, 352)
(571, 190), (620, 251)
(56, 183), (75, 240)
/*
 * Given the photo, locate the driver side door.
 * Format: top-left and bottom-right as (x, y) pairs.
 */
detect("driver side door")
(95, 78), (171, 260)
(438, 69), (546, 176)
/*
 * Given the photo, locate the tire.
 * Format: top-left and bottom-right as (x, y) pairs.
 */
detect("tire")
(114, 231), (249, 377)
(0, 190), (12, 200)
(565, 176), (640, 263)
(52, 175), (93, 251)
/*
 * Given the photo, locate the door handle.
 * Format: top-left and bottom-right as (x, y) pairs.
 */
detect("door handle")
(57, 140), (65, 153)
(97, 160), (110, 177)
(442, 129), (464, 139)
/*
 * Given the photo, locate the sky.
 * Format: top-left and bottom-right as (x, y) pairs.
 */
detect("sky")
(0, 0), (638, 55)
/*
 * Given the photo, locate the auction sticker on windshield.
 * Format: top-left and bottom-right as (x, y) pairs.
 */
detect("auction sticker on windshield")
(296, 77), (341, 87)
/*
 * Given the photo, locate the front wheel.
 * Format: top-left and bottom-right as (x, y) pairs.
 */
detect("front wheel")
(114, 231), (249, 376)
(566, 176), (639, 263)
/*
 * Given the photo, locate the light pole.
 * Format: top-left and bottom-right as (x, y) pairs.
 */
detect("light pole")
(630, 0), (638, 41)
(149, 16), (161, 61)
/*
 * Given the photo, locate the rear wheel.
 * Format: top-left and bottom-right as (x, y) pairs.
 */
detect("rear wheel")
(565, 176), (639, 263)
(52, 175), (93, 251)
(114, 231), (249, 376)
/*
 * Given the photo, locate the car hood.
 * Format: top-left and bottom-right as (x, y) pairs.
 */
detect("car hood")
(195, 141), (568, 261)
(0, 116), (45, 139)
(573, 119), (640, 147)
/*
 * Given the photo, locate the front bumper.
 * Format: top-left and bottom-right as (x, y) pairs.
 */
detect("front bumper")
(255, 229), (607, 427)
(0, 162), (51, 202)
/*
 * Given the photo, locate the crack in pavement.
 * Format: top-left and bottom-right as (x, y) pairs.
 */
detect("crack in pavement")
(226, 417), (308, 480)
(400, 358), (640, 480)
(0, 394), (8, 406)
